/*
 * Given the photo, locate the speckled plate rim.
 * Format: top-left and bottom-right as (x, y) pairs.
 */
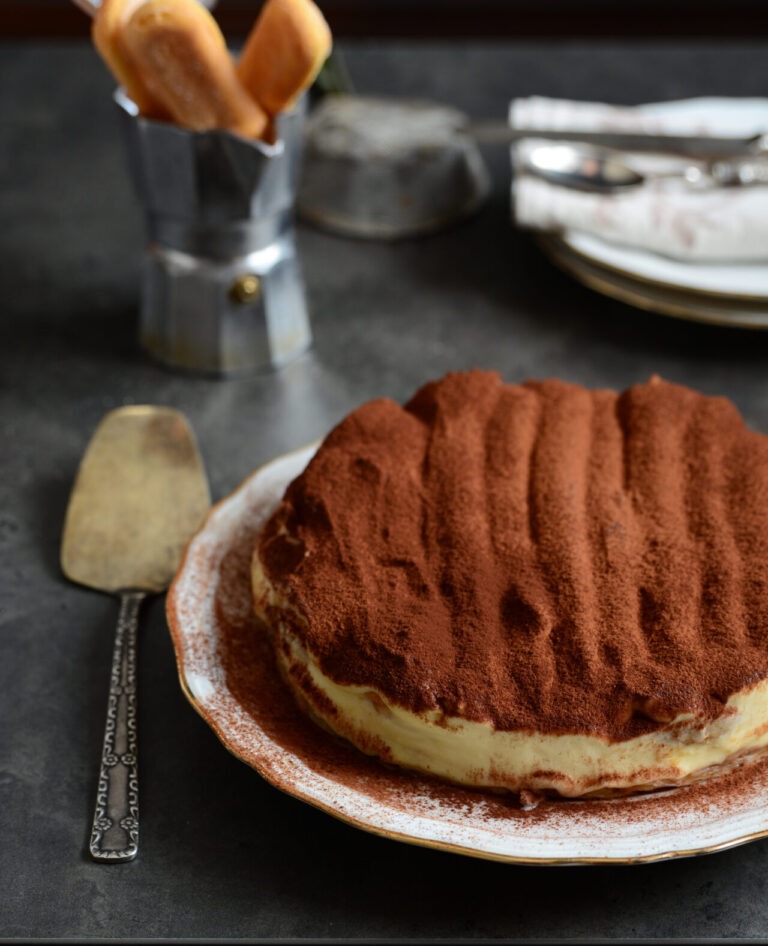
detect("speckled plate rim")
(167, 444), (768, 865)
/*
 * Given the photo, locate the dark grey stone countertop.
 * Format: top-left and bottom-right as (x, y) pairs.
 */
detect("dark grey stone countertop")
(4, 38), (768, 944)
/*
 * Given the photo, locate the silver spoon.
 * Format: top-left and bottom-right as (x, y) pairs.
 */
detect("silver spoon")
(520, 141), (768, 193)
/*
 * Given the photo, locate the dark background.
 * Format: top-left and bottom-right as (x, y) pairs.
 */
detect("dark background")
(2, 0), (768, 38)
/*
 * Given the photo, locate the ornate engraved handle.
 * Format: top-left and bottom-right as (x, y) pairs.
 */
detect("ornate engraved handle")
(89, 591), (145, 862)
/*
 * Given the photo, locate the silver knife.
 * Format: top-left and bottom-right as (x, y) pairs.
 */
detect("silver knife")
(469, 122), (768, 158)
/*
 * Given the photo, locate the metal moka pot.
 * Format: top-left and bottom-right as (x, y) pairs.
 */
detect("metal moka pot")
(116, 91), (311, 375)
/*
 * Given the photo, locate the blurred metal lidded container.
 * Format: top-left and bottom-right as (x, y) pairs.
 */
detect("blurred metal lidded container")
(115, 90), (311, 376)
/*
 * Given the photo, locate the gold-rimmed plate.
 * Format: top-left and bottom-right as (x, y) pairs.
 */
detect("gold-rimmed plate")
(561, 230), (768, 304)
(167, 445), (768, 864)
(527, 96), (768, 323)
(539, 234), (768, 330)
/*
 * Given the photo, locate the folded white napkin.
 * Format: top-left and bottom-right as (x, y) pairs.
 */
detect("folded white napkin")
(510, 96), (768, 262)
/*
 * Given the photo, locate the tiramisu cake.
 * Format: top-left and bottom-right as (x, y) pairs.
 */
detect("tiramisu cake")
(252, 371), (768, 800)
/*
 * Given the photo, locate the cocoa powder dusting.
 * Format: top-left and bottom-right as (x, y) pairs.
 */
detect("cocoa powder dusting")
(257, 371), (768, 741)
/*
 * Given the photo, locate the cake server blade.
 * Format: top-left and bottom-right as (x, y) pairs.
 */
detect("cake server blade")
(61, 405), (210, 862)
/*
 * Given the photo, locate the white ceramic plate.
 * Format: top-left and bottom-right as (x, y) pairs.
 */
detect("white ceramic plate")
(559, 97), (768, 301)
(167, 445), (768, 864)
(540, 235), (768, 330)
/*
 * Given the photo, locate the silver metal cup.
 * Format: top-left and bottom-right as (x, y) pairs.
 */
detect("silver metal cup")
(116, 91), (311, 375)
(297, 95), (490, 240)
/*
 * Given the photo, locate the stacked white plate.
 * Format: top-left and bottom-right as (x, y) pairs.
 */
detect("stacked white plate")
(535, 98), (768, 328)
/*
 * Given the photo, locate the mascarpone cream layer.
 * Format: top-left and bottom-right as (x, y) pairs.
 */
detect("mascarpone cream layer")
(253, 561), (768, 798)
(275, 625), (768, 797)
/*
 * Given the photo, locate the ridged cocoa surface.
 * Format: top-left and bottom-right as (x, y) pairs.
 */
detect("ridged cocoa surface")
(257, 371), (768, 740)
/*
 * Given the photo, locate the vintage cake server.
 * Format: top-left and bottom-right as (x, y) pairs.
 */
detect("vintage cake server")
(61, 406), (210, 862)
